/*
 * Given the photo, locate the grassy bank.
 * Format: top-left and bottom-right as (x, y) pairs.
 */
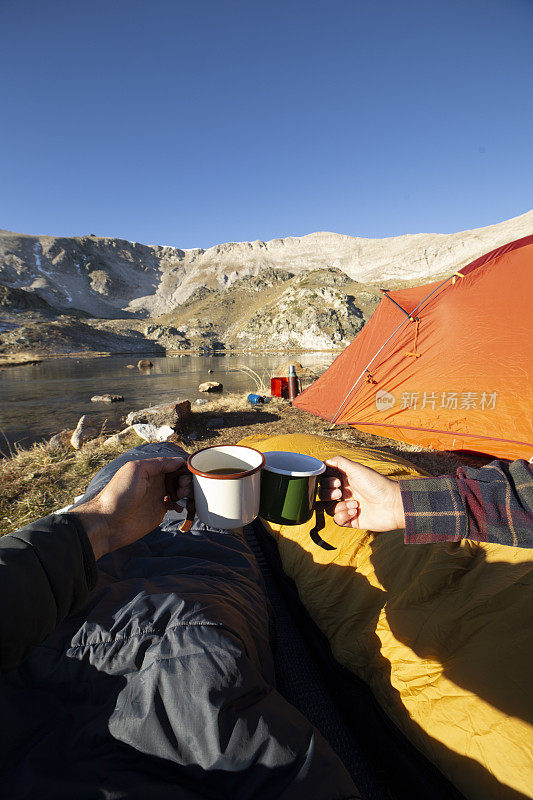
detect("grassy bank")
(0, 393), (466, 536)
(0, 352), (43, 367)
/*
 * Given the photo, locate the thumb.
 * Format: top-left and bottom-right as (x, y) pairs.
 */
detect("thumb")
(324, 456), (357, 474)
(141, 457), (187, 477)
(325, 456), (349, 469)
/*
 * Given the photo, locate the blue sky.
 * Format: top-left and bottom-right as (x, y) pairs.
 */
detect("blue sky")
(1, 0), (532, 248)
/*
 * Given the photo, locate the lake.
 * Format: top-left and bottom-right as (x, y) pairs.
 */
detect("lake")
(0, 352), (334, 452)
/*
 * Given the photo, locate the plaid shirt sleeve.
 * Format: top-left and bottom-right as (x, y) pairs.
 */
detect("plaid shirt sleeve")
(398, 460), (533, 548)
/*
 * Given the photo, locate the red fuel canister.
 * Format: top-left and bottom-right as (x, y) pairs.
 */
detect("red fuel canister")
(270, 377), (289, 398)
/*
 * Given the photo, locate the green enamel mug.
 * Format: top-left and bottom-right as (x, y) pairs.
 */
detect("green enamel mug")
(259, 451), (326, 525)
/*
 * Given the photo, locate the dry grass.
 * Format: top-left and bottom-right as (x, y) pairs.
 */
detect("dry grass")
(227, 365), (271, 394)
(0, 391), (473, 536)
(0, 434), (139, 535)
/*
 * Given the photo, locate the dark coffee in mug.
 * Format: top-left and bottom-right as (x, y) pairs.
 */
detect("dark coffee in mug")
(204, 467), (243, 476)
(187, 444), (265, 529)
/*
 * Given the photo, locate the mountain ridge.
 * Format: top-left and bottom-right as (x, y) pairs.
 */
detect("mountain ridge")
(1, 210), (531, 354)
(1, 209), (532, 318)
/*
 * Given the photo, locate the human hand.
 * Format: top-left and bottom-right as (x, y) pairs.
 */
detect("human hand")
(319, 456), (405, 532)
(70, 457), (192, 559)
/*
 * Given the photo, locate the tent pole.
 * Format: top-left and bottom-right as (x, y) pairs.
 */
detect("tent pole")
(325, 319), (410, 430)
(325, 275), (455, 430)
(380, 289), (419, 321)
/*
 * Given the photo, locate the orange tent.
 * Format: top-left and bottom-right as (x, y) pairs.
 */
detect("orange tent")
(294, 235), (533, 460)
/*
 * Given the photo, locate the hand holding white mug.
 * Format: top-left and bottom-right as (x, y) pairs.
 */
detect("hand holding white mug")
(319, 456), (406, 532)
(70, 457), (192, 559)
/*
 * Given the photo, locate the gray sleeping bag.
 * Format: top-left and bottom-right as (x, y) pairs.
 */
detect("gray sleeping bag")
(0, 444), (359, 799)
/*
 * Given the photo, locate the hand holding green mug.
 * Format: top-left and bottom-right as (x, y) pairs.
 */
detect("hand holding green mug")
(319, 456), (405, 531)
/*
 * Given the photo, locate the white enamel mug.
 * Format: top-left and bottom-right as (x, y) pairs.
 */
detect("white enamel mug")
(187, 445), (266, 529)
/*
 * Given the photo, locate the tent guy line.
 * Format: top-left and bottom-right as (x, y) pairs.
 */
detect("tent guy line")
(380, 289), (419, 322)
(325, 273), (457, 430)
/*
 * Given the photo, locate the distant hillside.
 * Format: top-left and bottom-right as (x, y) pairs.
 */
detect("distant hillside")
(154, 267), (381, 350)
(0, 210), (531, 354)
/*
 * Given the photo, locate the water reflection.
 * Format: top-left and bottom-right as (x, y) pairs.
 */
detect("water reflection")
(0, 353), (332, 450)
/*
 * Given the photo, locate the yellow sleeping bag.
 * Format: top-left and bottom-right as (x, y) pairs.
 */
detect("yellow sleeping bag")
(240, 432), (533, 800)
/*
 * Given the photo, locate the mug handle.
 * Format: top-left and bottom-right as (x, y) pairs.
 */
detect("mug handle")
(164, 464), (196, 533)
(309, 499), (337, 551)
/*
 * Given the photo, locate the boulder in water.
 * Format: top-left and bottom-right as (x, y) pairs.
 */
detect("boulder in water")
(90, 394), (124, 403)
(198, 381), (223, 393)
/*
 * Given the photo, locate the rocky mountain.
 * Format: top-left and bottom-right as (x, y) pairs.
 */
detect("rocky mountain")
(0, 210), (531, 354)
(1, 318), (167, 356)
(156, 267), (379, 351)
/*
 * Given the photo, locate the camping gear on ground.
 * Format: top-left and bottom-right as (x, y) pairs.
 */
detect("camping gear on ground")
(247, 393), (265, 405)
(288, 364), (300, 400)
(271, 376), (289, 398)
(294, 235), (533, 460)
(259, 450), (326, 525)
(187, 444), (265, 528)
(240, 432), (533, 800)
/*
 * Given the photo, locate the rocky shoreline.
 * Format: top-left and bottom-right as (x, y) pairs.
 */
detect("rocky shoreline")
(0, 345), (342, 367)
